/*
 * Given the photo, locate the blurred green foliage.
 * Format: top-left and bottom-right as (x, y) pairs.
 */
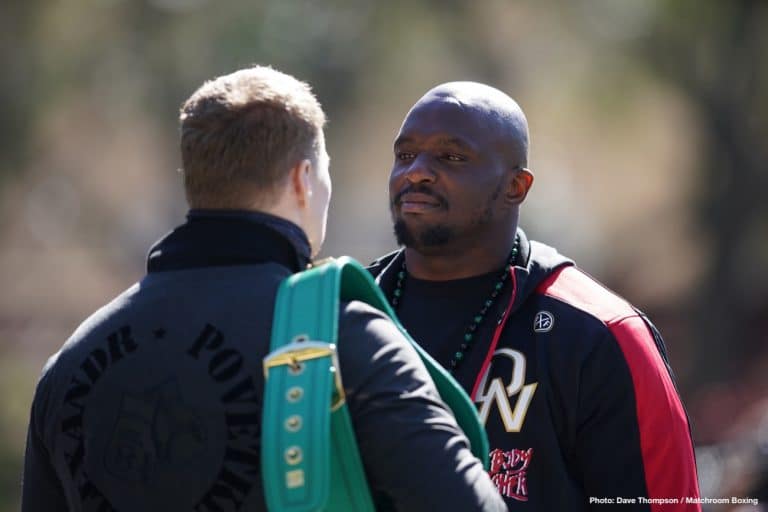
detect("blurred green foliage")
(0, 360), (37, 512)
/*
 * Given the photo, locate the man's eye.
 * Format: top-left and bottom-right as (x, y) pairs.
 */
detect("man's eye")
(443, 153), (465, 162)
(396, 152), (415, 161)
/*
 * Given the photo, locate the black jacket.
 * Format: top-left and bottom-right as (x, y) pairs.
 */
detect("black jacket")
(369, 229), (701, 511)
(22, 210), (505, 512)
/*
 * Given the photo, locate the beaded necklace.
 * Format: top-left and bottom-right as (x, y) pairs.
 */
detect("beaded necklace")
(389, 236), (519, 373)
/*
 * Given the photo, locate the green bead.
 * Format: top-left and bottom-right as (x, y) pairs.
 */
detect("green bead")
(485, 300), (493, 307)
(398, 271), (405, 278)
(454, 352), (464, 360)
(464, 333), (473, 341)
(495, 282), (503, 290)
(474, 315), (482, 323)
(393, 288), (402, 297)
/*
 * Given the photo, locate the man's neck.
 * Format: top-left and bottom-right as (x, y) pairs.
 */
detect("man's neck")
(404, 228), (517, 281)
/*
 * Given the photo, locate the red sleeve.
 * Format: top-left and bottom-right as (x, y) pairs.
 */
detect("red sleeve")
(608, 315), (700, 510)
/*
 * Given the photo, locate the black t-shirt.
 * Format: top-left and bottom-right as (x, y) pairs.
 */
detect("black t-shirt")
(394, 270), (513, 392)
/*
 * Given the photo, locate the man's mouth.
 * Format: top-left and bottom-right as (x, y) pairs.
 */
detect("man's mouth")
(396, 192), (443, 214)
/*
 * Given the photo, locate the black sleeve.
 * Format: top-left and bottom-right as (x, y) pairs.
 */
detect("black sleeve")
(22, 369), (69, 512)
(338, 301), (506, 512)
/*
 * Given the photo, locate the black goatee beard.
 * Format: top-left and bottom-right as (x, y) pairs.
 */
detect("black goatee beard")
(393, 219), (455, 248)
(391, 183), (454, 249)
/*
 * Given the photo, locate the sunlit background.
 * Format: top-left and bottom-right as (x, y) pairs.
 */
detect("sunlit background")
(1, 1), (767, 510)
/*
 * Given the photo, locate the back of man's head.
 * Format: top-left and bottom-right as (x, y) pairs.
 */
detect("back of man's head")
(179, 66), (326, 209)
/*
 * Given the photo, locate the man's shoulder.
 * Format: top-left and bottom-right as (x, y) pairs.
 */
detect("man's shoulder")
(528, 266), (672, 382)
(336, 299), (432, 398)
(29, 284), (142, 425)
(533, 265), (638, 327)
(338, 299), (400, 345)
(46, 284), (141, 374)
(340, 299), (388, 321)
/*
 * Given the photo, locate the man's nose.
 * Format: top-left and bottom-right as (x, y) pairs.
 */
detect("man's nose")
(404, 154), (436, 184)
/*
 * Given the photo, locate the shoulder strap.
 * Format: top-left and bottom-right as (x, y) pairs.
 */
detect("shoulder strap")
(261, 257), (488, 512)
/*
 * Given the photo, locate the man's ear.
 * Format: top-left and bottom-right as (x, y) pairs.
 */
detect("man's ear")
(289, 159), (313, 208)
(506, 167), (534, 205)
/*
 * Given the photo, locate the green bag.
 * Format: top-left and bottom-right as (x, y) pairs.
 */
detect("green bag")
(261, 256), (489, 512)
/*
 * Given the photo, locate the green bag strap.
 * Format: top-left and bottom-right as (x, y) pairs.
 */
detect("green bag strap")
(262, 258), (374, 512)
(262, 257), (489, 512)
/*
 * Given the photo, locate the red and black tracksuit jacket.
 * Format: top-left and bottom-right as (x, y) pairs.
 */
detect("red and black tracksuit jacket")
(369, 229), (701, 511)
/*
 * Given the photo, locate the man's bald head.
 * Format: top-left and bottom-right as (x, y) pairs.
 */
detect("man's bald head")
(408, 81), (529, 168)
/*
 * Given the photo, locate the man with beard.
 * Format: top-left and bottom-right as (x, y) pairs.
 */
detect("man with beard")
(369, 82), (701, 510)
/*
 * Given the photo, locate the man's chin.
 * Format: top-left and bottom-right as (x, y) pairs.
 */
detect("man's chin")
(393, 219), (454, 249)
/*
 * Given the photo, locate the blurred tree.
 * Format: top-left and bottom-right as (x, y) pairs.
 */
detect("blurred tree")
(0, 0), (45, 182)
(637, 0), (768, 387)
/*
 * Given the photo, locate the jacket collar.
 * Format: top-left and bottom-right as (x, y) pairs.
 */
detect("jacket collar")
(369, 228), (573, 315)
(147, 209), (311, 273)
